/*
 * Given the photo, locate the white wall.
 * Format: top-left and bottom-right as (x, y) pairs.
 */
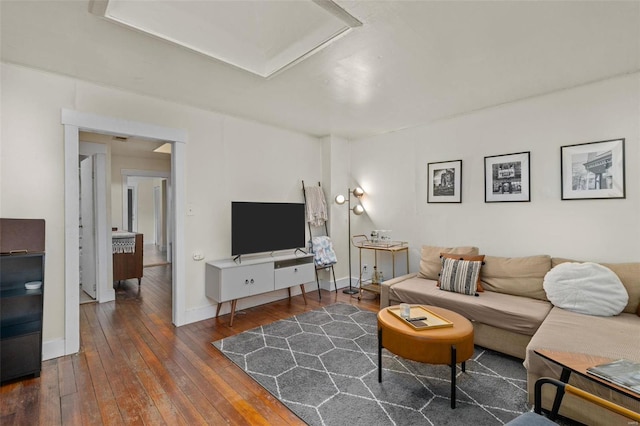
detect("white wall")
(1, 63), (323, 349)
(350, 73), (640, 276)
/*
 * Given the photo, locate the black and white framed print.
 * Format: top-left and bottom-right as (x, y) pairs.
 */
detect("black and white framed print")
(427, 160), (462, 203)
(484, 152), (530, 203)
(561, 138), (625, 200)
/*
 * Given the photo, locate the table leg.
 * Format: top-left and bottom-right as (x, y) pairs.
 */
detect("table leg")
(299, 284), (308, 304)
(405, 249), (409, 275)
(392, 252), (396, 277)
(229, 299), (238, 327)
(215, 302), (222, 318)
(378, 328), (383, 383)
(451, 345), (457, 409)
(549, 367), (572, 420)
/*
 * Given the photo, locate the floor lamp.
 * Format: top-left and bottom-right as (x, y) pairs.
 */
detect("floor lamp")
(335, 187), (365, 294)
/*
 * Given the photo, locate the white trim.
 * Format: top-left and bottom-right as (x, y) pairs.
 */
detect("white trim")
(62, 109), (187, 356)
(63, 124), (81, 355)
(62, 109), (187, 142)
(172, 142), (186, 325)
(121, 169), (171, 178)
(42, 338), (66, 361)
(94, 153), (112, 302)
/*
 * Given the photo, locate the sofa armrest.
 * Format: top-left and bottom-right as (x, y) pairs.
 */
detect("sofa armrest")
(380, 272), (418, 308)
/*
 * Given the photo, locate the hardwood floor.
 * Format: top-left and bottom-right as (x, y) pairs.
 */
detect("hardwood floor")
(1, 265), (379, 425)
(143, 243), (170, 267)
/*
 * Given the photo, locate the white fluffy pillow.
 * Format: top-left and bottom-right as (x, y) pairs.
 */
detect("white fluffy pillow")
(543, 262), (628, 316)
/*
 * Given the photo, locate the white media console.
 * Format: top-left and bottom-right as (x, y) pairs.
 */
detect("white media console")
(205, 252), (315, 326)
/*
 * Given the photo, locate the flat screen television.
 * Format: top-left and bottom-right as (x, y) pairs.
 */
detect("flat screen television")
(231, 202), (306, 256)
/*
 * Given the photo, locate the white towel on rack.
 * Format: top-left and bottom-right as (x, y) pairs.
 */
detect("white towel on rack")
(305, 186), (328, 226)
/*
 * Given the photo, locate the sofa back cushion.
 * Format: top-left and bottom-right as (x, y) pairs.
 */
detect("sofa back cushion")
(418, 245), (479, 280)
(481, 255), (551, 301)
(552, 258), (640, 315)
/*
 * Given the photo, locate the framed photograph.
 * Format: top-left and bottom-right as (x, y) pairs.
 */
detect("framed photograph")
(484, 151), (530, 202)
(427, 160), (462, 203)
(561, 138), (625, 200)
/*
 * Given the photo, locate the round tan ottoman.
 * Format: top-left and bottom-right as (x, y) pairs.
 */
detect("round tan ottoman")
(377, 305), (474, 408)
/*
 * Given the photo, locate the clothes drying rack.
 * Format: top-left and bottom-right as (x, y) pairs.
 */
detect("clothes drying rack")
(302, 181), (338, 299)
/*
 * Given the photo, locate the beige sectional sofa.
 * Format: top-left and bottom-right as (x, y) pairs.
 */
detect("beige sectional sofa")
(380, 246), (640, 425)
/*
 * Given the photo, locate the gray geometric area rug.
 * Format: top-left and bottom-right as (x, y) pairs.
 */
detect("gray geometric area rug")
(212, 304), (531, 425)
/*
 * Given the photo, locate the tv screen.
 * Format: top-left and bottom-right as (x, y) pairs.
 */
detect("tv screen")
(231, 202), (306, 256)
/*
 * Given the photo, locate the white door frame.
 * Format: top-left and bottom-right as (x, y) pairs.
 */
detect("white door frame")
(62, 109), (187, 356)
(79, 142), (109, 303)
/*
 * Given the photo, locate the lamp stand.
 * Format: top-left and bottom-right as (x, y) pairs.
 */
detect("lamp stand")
(343, 189), (359, 295)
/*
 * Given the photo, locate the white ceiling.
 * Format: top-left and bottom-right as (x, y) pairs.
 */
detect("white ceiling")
(92, 0), (362, 78)
(2, 1), (639, 140)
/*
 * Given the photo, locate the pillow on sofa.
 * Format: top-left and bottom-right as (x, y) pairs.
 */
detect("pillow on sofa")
(543, 262), (628, 316)
(418, 245), (479, 280)
(553, 257), (640, 315)
(438, 253), (485, 291)
(481, 255), (551, 301)
(439, 257), (482, 296)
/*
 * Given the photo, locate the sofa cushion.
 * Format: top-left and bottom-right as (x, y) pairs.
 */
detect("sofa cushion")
(481, 255), (551, 301)
(439, 257), (482, 295)
(418, 245), (479, 280)
(524, 306), (640, 419)
(389, 276), (552, 336)
(552, 258), (640, 315)
(543, 262), (628, 317)
(524, 307), (640, 376)
(439, 253), (485, 291)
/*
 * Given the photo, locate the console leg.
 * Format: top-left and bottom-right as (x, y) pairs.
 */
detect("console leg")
(229, 299), (237, 327)
(299, 284), (308, 304)
(216, 303), (222, 318)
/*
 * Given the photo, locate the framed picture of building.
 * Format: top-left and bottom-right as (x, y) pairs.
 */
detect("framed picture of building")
(484, 151), (530, 203)
(561, 138), (625, 200)
(427, 160), (462, 203)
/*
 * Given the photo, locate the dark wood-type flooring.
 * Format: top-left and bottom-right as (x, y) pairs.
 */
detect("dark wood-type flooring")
(1, 265), (379, 425)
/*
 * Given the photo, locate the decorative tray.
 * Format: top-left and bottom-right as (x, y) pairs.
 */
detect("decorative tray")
(357, 241), (407, 248)
(388, 305), (454, 330)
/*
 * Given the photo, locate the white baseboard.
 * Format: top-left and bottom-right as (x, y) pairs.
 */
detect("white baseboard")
(42, 338), (66, 360)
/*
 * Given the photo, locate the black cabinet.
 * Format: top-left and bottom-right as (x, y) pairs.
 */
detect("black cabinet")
(0, 219), (45, 383)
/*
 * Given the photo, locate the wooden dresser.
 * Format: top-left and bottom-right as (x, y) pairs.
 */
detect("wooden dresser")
(113, 233), (143, 285)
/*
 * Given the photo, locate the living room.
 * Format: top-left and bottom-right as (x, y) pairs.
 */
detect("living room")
(1, 1), (639, 424)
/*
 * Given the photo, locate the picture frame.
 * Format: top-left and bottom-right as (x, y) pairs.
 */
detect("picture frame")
(484, 151), (530, 203)
(427, 160), (462, 203)
(561, 138), (625, 200)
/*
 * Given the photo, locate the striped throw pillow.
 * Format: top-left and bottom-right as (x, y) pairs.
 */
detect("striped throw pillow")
(439, 257), (482, 295)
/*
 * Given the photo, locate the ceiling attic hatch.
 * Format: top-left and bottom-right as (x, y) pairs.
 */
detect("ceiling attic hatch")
(90, 0), (362, 78)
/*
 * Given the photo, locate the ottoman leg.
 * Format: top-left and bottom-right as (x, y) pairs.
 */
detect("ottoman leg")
(378, 328), (383, 383)
(451, 345), (457, 409)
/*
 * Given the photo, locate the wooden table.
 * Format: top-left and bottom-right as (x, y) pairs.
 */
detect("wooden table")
(534, 349), (640, 419)
(377, 305), (474, 408)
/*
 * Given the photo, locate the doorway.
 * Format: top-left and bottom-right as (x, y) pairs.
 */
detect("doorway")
(62, 109), (187, 357)
(122, 173), (172, 267)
